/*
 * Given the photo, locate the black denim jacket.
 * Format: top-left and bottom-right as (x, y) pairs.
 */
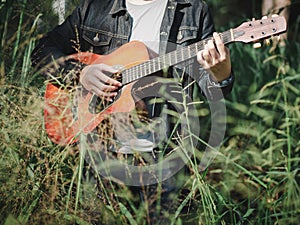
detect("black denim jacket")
(31, 0), (233, 100)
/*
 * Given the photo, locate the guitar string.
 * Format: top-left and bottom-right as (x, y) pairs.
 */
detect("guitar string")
(121, 31), (233, 84)
(131, 31), (233, 72)
(123, 34), (228, 83)
(123, 35), (231, 81)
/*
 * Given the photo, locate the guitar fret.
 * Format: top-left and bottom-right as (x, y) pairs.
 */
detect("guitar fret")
(158, 57), (163, 71)
(198, 42), (204, 52)
(141, 64), (145, 78)
(146, 62), (150, 75)
(168, 53), (172, 68)
(155, 61), (159, 72)
(123, 73), (127, 84)
(152, 59), (156, 72)
(131, 68), (134, 81)
(148, 61), (153, 74)
(150, 61), (154, 74)
(124, 70), (130, 84)
(162, 55), (167, 69)
(187, 45), (191, 58)
(141, 63), (145, 77)
(171, 52), (175, 66)
(177, 49), (182, 63)
(155, 58), (160, 72)
(134, 67), (138, 80)
(158, 57), (162, 70)
(181, 48), (184, 62)
(166, 55), (170, 68)
(195, 42), (199, 52)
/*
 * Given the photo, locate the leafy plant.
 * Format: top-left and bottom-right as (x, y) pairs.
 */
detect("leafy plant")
(0, 0), (299, 225)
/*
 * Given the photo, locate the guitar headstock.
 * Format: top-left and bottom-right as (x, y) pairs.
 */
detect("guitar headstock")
(233, 16), (287, 43)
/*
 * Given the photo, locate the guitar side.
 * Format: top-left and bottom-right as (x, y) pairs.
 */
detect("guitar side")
(44, 41), (151, 145)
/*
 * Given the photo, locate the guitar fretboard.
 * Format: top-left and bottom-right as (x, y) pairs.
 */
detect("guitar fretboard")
(121, 29), (234, 84)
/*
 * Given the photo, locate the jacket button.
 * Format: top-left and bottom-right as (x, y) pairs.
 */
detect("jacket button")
(177, 31), (183, 41)
(93, 34), (99, 42)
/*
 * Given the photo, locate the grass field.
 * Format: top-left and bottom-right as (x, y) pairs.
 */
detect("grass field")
(0, 1), (299, 224)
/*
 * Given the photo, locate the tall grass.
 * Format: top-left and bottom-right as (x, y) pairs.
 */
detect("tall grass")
(209, 41), (300, 224)
(0, 1), (299, 225)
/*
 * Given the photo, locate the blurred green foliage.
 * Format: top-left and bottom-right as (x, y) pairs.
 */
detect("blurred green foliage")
(0, 0), (299, 224)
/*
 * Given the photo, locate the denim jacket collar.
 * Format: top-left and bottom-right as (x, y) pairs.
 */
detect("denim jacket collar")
(109, 0), (126, 15)
(109, 0), (191, 15)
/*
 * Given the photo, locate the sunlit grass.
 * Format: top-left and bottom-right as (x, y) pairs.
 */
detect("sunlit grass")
(0, 1), (299, 225)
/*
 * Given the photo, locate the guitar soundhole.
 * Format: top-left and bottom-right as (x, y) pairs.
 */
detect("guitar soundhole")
(88, 91), (121, 114)
(88, 95), (105, 114)
(111, 72), (123, 83)
(87, 72), (123, 114)
(86, 71), (123, 114)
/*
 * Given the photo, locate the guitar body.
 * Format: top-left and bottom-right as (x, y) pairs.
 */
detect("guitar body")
(44, 41), (151, 145)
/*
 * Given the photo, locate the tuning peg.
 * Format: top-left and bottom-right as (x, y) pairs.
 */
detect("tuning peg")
(271, 14), (279, 18)
(276, 35), (281, 41)
(253, 42), (262, 49)
(264, 38), (271, 46)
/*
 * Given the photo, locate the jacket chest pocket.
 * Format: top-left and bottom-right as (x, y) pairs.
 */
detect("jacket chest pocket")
(82, 26), (112, 54)
(175, 26), (198, 46)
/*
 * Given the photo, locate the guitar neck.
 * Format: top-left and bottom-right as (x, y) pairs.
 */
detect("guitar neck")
(121, 29), (235, 84)
(121, 15), (287, 84)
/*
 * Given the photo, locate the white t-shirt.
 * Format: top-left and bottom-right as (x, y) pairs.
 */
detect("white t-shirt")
(114, 0), (169, 153)
(126, 0), (168, 53)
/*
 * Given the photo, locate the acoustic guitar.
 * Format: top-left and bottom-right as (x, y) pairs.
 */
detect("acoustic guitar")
(44, 16), (287, 145)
